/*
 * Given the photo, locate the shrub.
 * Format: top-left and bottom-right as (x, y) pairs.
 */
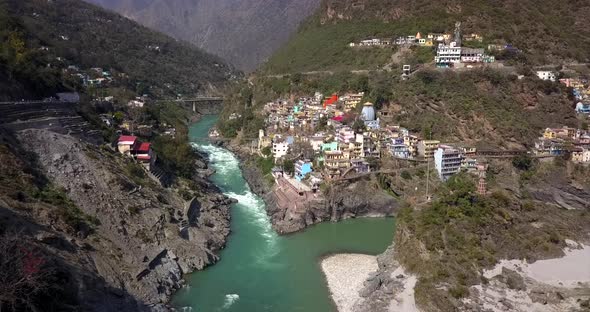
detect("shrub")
(401, 170), (412, 180)
(512, 154), (533, 171)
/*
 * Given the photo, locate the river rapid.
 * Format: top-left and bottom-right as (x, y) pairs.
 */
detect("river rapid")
(172, 115), (395, 312)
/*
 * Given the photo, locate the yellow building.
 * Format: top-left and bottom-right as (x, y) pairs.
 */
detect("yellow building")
(417, 140), (440, 158)
(543, 128), (556, 139)
(324, 150), (351, 169)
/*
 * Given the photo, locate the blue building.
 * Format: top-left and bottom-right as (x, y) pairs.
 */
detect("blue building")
(576, 102), (590, 114)
(295, 160), (313, 181)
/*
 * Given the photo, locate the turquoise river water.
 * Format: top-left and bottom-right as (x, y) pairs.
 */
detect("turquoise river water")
(172, 115), (395, 312)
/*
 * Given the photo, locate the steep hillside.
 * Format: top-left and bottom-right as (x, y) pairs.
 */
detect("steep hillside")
(86, 0), (321, 71)
(265, 0), (590, 73)
(0, 0), (236, 100)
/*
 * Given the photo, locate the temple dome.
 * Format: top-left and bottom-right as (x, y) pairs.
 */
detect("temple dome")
(361, 102), (376, 121)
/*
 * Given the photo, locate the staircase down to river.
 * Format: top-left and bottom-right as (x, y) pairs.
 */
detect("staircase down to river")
(0, 101), (103, 144)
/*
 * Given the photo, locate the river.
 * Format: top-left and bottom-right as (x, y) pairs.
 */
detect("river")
(172, 115), (395, 312)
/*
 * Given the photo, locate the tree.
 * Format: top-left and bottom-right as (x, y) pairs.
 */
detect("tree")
(352, 119), (365, 133)
(512, 154), (533, 171)
(316, 116), (328, 131)
(282, 159), (295, 175)
(289, 141), (314, 160)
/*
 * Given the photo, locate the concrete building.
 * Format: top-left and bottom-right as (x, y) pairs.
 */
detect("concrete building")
(417, 140), (440, 159)
(576, 102), (590, 114)
(117, 135), (138, 155)
(434, 145), (464, 181)
(536, 71), (556, 82)
(337, 127), (356, 144)
(343, 92), (364, 111)
(389, 137), (411, 159)
(435, 42), (462, 67)
(461, 48), (485, 63)
(272, 141), (289, 161)
(295, 160), (313, 181)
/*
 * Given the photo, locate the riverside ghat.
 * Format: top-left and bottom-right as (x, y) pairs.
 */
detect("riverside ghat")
(172, 115), (395, 311)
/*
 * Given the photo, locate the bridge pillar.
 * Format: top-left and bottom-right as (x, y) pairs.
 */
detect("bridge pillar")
(192, 102), (196, 113)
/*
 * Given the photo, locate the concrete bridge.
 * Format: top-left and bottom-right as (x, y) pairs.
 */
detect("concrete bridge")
(157, 97), (224, 115)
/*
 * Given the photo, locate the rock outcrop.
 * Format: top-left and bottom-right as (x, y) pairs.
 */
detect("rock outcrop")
(231, 144), (398, 234)
(6, 129), (232, 310)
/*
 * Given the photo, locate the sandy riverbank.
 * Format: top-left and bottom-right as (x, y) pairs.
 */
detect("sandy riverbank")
(321, 254), (379, 312)
(464, 242), (590, 311)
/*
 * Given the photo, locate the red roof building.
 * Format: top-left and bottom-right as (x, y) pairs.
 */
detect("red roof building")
(134, 142), (151, 153)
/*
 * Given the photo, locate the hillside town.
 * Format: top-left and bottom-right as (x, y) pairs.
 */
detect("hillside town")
(240, 88), (590, 196)
(349, 22), (499, 68)
(560, 78), (590, 115)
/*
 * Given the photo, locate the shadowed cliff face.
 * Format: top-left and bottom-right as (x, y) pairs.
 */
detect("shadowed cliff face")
(86, 0), (321, 71)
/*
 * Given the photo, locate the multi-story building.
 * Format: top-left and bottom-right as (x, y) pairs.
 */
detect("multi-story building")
(343, 92), (364, 111)
(350, 159), (371, 173)
(309, 134), (326, 152)
(347, 134), (365, 159)
(417, 140), (440, 159)
(337, 127), (356, 144)
(324, 150), (351, 170)
(536, 71), (556, 82)
(435, 42), (461, 67)
(404, 135), (419, 156)
(272, 141), (289, 161)
(461, 48), (485, 63)
(117, 135), (138, 155)
(390, 138), (411, 159)
(434, 145), (464, 181)
(576, 102), (590, 114)
(295, 160), (313, 181)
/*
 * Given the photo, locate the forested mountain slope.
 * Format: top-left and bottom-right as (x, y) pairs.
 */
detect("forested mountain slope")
(265, 0), (590, 73)
(0, 0), (236, 100)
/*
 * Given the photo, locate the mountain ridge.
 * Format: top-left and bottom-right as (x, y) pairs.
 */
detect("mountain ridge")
(85, 0), (321, 71)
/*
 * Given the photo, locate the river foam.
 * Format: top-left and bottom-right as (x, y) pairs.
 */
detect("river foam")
(192, 141), (279, 254)
(222, 294), (240, 309)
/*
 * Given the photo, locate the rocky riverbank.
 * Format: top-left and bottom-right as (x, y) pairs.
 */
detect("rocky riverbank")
(220, 141), (399, 234)
(1, 128), (234, 311)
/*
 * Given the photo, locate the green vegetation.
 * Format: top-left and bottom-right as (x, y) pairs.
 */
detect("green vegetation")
(265, 0), (590, 74)
(389, 69), (576, 146)
(397, 167), (590, 309)
(125, 161), (147, 185)
(33, 186), (100, 233)
(0, 6), (70, 100)
(1, 0), (234, 100)
(152, 133), (196, 179)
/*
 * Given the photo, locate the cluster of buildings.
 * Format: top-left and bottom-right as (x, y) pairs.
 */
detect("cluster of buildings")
(349, 31), (484, 48)
(559, 78), (590, 115)
(255, 92), (482, 189)
(63, 66), (123, 87)
(434, 41), (496, 68)
(533, 127), (590, 162)
(262, 91), (378, 133)
(117, 135), (157, 170)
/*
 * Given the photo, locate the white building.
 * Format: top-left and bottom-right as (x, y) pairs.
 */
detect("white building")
(435, 42), (462, 66)
(434, 145), (464, 181)
(536, 71), (556, 82)
(272, 141), (289, 161)
(337, 127), (356, 144)
(461, 48), (484, 63)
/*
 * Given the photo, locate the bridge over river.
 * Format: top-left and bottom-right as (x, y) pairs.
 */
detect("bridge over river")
(156, 97), (223, 115)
